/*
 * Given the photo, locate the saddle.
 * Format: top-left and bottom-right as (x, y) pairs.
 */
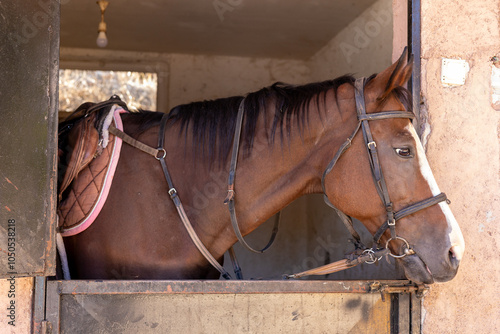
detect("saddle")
(57, 96), (128, 236)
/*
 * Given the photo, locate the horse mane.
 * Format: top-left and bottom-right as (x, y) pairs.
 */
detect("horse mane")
(129, 73), (412, 167)
(166, 76), (358, 167)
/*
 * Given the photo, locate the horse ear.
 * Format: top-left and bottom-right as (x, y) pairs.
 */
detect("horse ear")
(372, 47), (414, 100)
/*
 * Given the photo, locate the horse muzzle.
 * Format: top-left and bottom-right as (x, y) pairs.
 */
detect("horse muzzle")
(398, 244), (462, 284)
(398, 254), (435, 284)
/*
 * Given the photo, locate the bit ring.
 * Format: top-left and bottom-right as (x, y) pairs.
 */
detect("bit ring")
(385, 236), (414, 258)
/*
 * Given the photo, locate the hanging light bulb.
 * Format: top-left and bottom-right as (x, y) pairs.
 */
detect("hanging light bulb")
(96, 1), (109, 48)
(96, 30), (107, 48)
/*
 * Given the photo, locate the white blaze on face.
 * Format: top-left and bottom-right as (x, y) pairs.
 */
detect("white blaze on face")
(407, 123), (465, 261)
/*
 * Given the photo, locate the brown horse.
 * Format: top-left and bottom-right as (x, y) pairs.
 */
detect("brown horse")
(63, 51), (465, 284)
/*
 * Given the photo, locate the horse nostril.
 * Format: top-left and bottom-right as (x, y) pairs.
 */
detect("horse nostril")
(448, 245), (462, 269)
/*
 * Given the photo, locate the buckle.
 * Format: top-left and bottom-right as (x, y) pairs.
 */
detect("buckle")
(367, 141), (377, 150)
(388, 218), (396, 226)
(168, 188), (177, 196)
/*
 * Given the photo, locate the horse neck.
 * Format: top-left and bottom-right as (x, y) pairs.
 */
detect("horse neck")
(227, 90), (357, 238)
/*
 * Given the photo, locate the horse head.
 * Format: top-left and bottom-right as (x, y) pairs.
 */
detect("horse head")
(323, 50), (465, 284)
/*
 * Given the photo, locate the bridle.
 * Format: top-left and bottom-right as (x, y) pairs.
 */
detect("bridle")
(224, 77), (449, 277)
(320, 78), (449, 259)
(111, 76), (450, 280)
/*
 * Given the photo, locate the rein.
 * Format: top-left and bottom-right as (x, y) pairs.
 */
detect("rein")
(223, 99), (280, 255)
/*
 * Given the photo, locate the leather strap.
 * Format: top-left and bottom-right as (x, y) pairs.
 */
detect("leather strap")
(358, 111), (415, 121)
(224, 99), (280, 254)
(285, 248), (390, 279)
(355, 78), (396, 238)
(223, 99), (246, 204)
(114, 112), (232, 279)
(394, 192), (448, 221)
(372, 192), (449, 243)
(155, 114), (232, 279)
(320, 84), (417, 248)
(321, 122), (364, 247)
(321, 122), (361, 192)
(109, 126), (162, 158)
(228, 246), (243, 279)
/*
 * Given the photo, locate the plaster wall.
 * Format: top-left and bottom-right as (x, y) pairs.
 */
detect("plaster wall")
(167, 0), (393, 109)
(310, 0), (393, 80)
(419, 0), (500, 333)
(166, 54), (311, 109)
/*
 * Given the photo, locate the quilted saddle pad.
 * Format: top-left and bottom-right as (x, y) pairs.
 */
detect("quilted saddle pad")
(58, 106), (125, 236)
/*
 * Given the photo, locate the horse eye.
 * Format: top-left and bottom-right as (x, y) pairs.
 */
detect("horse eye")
(395, 148), (413, 158)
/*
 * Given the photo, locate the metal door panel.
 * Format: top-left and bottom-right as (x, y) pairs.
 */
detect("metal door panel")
(0, 0), (59, 277)
(44, 280), (422, 334)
